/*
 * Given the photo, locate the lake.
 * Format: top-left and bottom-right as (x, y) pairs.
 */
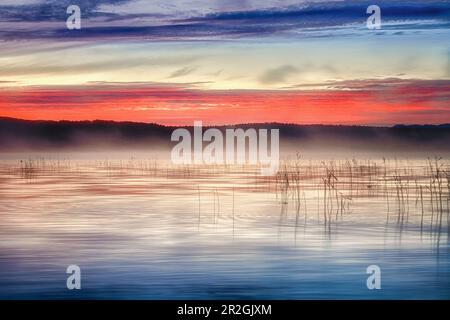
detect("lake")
(0, 156), (448, 299)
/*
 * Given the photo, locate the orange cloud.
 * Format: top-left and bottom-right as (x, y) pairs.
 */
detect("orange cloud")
(0, 79), (448, 126)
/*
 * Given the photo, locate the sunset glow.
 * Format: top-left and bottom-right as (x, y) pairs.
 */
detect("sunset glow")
(0, 0), (449, 125)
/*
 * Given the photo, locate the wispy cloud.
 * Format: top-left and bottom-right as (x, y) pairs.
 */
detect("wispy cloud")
(168, 67), (197, 78)
(0, 53), (199, 77)
(259, 65), (298, 84)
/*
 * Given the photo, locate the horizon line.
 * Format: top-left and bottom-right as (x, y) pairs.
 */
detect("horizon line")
(1, 116), (450, 129)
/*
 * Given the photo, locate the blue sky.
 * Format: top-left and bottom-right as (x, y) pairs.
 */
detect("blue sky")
(0, 0), (449, 40)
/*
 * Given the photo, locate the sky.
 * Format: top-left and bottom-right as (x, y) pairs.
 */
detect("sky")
(0, 0), (449, 125)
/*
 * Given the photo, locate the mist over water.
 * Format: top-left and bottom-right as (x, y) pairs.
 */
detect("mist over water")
(0, 152), (448, 299)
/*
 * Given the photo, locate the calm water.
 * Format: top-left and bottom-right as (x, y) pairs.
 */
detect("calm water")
(0, 157), (449, 299)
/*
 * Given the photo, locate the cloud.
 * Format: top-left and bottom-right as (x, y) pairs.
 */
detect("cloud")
(0, 1), (449, 41)
(1, 78), (448, 126)
(0, 0), (43, 5)
(259, 65), (298, 84)
(168, 67), (197, 78)
(94, 0), (323, 16)
(0, 55), (199, 77)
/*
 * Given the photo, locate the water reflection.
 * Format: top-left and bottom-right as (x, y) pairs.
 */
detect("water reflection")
(0, 157), (449, 299)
